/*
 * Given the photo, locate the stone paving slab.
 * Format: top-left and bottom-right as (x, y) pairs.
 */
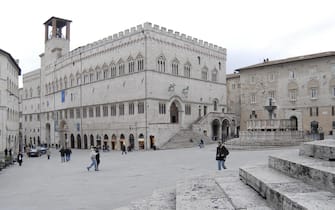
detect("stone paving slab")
(214, 170), (273, 209)
(176, 176), (234, 210)
(240, 165), (335, 210)
(299, 139), (335, 160)
(269, 153), (335, 193)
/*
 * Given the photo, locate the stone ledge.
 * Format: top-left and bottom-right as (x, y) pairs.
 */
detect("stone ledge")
(269, 153), (335, 193)
(299, 139), (335, 160)
(240, 165), (335, 210)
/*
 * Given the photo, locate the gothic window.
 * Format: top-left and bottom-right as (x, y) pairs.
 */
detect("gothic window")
(110, 63), (117, 77)
(70, 74), (75, 87)
(118, 59), (125, 75)
(76, 72), (81, 85)
(70, 109), (74, 119)
(184, 63), (191, 78)
(159, 102), (166, 114)
(171, 59), (179, 75)
(197, 56), (201, 65)
(89, 69), (94, 82)
(136, 54), (144, 71)
(138, 102), (144, 114)
(96, 67), (102, 81)
(55, 78), (59, 91)
(157, 55), (166, 72)
(128, 56), (135, 73)
(119, 103), (124, 115)
(83, 71), (89, 84)
(213, 99), (218, 111)
(64, 76), (68, 88)
(103, 105), (108, 117)
(89, 107), (94, 118)
(29, 88), (33, 97)
(102, 64), (109, 79)
(110, 104), (116, 116)
(96, 106), (101, 117)
(211, 69), (218, 82)
(59, 78), (63, 89)
(201, 67), (208, 80)
(129, 102), (134, 115)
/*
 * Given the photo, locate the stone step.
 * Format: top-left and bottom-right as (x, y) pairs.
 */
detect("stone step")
(269, 153), (335, 193)
(240, 165), (335, 210)
(176, 175), (234, 210)
(113, 188), (176, 210)
(299, 139), (335, 160)
(214, 170), (273, 209)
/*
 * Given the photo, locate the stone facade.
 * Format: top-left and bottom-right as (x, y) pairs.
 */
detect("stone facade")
(0, 49), (21, 152)
(226, 73), (241, 136)
(22, 17), (232, 150)
(236, 52), (335, 136)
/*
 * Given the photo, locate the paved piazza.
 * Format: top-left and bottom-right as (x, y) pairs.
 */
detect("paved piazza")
(0, 145), (298, 210)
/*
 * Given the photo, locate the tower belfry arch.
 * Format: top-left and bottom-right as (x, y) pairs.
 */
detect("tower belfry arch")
(44, 17), (72, 42)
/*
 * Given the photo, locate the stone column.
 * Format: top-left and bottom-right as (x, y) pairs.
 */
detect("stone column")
(66, 22), (70, 40)
(45, 24), (49, 42)
(52, 19), (57, 38)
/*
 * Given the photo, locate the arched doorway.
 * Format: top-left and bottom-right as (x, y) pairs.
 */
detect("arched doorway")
(59, 120), (68, 148)
(311, 121), (319, 134)
(77, 134), (82, 149)
(138, 133), (145, 150)
(170, 102), (179, 123)
(111, 134), (117, 150)
(84, 135), (88, 149)
(222, 119), (230, 141)
(212, 119), (220, 141)
(290, 116), (298, 131)
(70, 134), (75, 148)
(90, 135), (94, 147)
(46, 123), (51, 145)
(103, 134), (109, 151)
(96, 134), (102, 148)
(129, 134), (135, 150)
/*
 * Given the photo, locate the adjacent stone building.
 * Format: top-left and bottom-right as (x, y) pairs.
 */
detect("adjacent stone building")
(0, 49), (21, 152)
(22, 17), (233, 150)
(236, 52), (335, 137)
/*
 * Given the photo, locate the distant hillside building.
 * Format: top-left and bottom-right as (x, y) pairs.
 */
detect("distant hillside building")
(0, 49), (21, 152)
(236, 52), (335, 137)
(22, 17), (235, 150)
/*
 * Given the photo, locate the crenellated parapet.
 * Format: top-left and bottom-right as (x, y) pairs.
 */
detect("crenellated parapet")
(50, 22), (226, 71)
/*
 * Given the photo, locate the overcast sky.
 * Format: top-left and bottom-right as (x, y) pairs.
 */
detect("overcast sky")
(1, 0), (335, 82)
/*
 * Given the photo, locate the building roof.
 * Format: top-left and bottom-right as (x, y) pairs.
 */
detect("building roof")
(236, 51), (335, 71)
(0, 48), (21, 75)
(44, 16), (72, 27)
(226, 73), (240, 79)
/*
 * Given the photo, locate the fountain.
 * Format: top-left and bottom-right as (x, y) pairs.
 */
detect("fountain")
(264, 98), (277, 120)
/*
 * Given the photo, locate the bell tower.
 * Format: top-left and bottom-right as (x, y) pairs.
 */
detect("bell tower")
(42, 17), (72, 65)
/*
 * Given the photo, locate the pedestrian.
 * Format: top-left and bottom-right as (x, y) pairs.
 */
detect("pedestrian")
(121, 142), (127, 155)
(95, 147), (100, 171)
(65, 148), (72, 162)
(199, 139), (204, 148)
(4, 148), (8, 156)
(87, 148), (97, 171)
(17, 152), (23, 166)
(59, 147), (65, 162)
(47, 148), (51, 160)
(216, 142), (229, 170)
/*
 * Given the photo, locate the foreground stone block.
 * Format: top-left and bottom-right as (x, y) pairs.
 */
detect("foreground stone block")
(240, 165), (335, 210)
(269, 153), (335, 193)
(299, 139), (335, 160)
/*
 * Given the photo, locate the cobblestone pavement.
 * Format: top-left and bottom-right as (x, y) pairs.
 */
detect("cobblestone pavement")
(0, 145), (298, 210)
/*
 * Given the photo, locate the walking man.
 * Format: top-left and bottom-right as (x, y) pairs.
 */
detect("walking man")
(87, 148), (98, 171)
(17, 152), (23, 166)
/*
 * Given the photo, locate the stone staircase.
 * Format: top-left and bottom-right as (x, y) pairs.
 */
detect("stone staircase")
(114, 170), (273, 210)
(240, 139), (335, 210)
(114, 140), (335, 210)
(160, 129), (214, 150)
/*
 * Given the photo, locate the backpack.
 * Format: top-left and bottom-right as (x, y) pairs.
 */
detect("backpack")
(222, 146), (229, 156)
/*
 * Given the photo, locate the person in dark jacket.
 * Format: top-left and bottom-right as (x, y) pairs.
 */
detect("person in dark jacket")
(17, 152), (23, 166)
(95, 147), (100, 171)
(59, 147), (66, 162)
(216, 142), (229, 170)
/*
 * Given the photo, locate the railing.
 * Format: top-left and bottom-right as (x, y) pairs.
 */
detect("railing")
(247, 119), (292, 130)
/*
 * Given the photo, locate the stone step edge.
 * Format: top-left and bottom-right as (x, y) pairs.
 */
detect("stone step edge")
(268, 154), (335, 193)
(239, 165), (335, 210)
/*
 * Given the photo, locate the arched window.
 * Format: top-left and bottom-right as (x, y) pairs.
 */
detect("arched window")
(95, 66), (101, 81)
(83, 71), (89, 84)
(212, 69), (218, 82)
(89, 68), (94, 82)
(213, 99), (219, 111)
(184, 62), (191, 78)
(136, 53), (144, 71)
(171, 58), (179, 75)
(157, 55), (166, 72)
(64, 76), (68, 88)
(76, 72), (81, 85)
(69, 74), (74, 87)
(118, 59), (125, 75)
(110, 63), (117, 77)
(59, 78), (63, 90)
(102, 63), (109, 79)
(127, 56), (135, 73)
